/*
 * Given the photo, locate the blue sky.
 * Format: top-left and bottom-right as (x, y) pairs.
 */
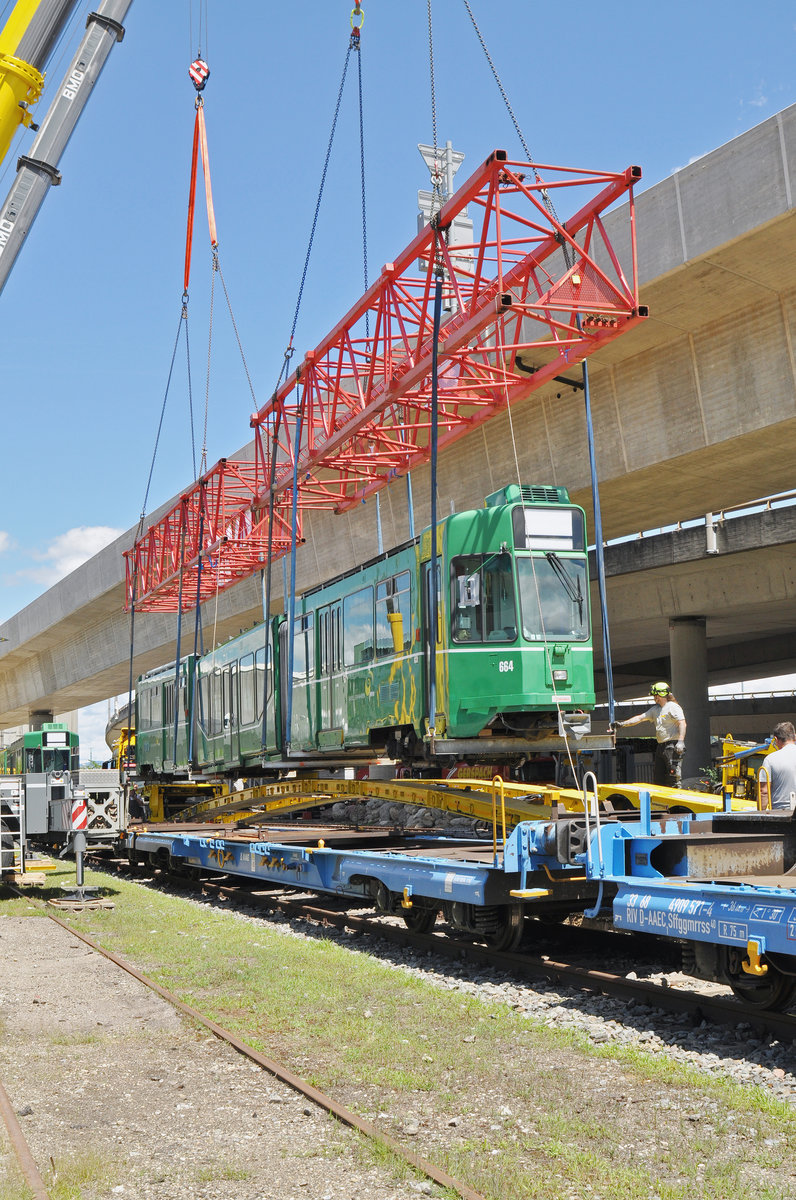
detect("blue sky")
(0, 0), (795, 757)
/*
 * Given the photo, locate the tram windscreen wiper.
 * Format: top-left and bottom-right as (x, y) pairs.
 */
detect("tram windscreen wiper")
(545, 552), (583, 622)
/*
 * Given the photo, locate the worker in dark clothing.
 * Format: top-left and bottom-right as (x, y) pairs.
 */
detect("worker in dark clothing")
(127, 787), (148, 822)
(615, 682), (687, 787)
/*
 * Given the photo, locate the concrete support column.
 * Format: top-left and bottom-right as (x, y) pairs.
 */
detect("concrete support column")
(669, 617), (710, 785)
(29, 710), (53, 730)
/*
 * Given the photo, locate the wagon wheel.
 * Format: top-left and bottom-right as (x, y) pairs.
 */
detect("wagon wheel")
(481, 903), (525, 953)
(722, 948), (796, 1011)
(402, 904), (438, 934)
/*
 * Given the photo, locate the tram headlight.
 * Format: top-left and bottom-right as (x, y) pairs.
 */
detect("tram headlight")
(552, 669), (568, 682)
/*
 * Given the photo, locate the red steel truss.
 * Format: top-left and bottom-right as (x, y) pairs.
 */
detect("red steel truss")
(125, 151), (647, 612)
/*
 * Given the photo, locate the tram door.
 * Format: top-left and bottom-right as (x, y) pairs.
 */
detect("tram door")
(421, 562), (443, 731)
(318, 601), (344, 747)
(278, 620), (313, 749)
(222, 664), (238, 767)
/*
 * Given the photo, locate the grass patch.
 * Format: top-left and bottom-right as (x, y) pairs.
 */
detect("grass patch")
(0, 1147), (120, 1200)
(0, 1168), (31, 1200)
(47, 1032), (104, 1047)
(0, 887), (49, 917)
(11, 864), (796, 1200)
(47, 1149), (120, 1199)
(194, 1160), (251, 1183)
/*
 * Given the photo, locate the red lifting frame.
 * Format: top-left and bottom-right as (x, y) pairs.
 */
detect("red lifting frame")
(125, 151), (647, 612)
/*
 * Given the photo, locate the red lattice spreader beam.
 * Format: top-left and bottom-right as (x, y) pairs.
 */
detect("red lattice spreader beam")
(126, 151), (647, 612)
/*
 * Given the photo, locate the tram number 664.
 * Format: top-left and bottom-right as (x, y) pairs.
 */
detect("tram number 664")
(498, 660), (514, 673)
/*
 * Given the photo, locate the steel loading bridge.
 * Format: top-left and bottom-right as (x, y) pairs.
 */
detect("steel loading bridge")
(2, 105), (796, 773)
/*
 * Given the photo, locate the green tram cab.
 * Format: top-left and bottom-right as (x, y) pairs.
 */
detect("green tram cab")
(441, 485), (592, 743)
(0, 723), (79, 776)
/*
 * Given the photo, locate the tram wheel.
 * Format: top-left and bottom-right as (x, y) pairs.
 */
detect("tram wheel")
(402, 904), (438, 934)
(722, 948), (796, 1011)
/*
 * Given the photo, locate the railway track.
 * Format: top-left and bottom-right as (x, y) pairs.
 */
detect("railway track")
(3, 875), (490, 1200)
(0, 1074), (49, 1200)
(93, 853), (796, 1044)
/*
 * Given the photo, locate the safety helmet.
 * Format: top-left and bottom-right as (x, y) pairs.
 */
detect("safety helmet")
(650, 682), (671, 696)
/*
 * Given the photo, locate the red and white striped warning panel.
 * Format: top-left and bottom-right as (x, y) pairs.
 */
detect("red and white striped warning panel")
(71, 798), (88, 831)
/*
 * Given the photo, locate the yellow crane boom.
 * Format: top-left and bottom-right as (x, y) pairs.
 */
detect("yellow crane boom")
(0, 0), (48, 161)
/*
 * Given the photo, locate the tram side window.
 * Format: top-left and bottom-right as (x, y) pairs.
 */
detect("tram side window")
(211, 669), (223, 736)
(137, 688), (150, 732)
(198, 671), (212, 735)
(254, 645), (271, 721)
(451, 554), (517, 643)
(375, 572), (412, 658)
(343, 587), (374, 666)
(293, 614), (314, 681)
(239, 653), (255, 726)
(164, 682), (175, 728)
(221, 666), (235, 730)
(319, 606), (344, 674)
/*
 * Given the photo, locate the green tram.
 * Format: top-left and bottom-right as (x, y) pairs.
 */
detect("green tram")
(0, 723), (80, 775)
(135, 485), (595, 777)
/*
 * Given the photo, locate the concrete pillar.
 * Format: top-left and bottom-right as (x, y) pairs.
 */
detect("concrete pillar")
(669, 617), (710, 785)
(29, 710), (53, 730)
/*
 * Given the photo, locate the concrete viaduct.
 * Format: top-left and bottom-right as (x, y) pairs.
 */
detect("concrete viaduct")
(2, 103), (796, 781)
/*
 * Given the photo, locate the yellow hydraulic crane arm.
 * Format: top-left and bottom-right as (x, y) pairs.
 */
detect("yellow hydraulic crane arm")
(0, 0), (82, 166)
(0, 1), (47, 162)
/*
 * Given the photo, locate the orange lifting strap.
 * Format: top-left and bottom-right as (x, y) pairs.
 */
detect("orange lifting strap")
(183, 60), (217, 295)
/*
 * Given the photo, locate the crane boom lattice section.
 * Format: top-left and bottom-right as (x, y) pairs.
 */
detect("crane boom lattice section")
(126, 151), (646, 613)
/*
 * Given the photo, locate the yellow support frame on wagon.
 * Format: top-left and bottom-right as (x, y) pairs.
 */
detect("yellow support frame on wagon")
(714, 734), (776, 809)
(157, 768), (757, 831)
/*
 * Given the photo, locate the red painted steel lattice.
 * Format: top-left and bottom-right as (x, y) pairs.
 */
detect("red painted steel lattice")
(125, 151), (647, 612)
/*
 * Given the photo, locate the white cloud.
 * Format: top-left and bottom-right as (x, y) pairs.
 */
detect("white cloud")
(20, 526), (123, 587)
(0, 531), (11, 553)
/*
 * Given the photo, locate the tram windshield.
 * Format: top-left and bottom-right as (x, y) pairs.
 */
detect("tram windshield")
(42, 748), (72, 772)
(516, 555), (589, 641)
(451, 553), (517, 643)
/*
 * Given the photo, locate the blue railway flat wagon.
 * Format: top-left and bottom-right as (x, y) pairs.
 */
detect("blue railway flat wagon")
(126, 792), (796, 1009)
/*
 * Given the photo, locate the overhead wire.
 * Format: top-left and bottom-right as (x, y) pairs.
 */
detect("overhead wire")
(272, 25), (360, 395)
(260, 4), (370, 755)
(461, 0), (618, 755)
(189, 0), (209, 60)
(495, 321), (582, 789)
(132, 4), (263, 772)
(425, 3), (447, 746)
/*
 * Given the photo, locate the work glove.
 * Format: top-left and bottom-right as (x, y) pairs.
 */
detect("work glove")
(675, 741), (685, 753)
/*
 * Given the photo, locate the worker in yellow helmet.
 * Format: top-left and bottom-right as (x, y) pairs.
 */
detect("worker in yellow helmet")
(615, 682), (687, 787)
